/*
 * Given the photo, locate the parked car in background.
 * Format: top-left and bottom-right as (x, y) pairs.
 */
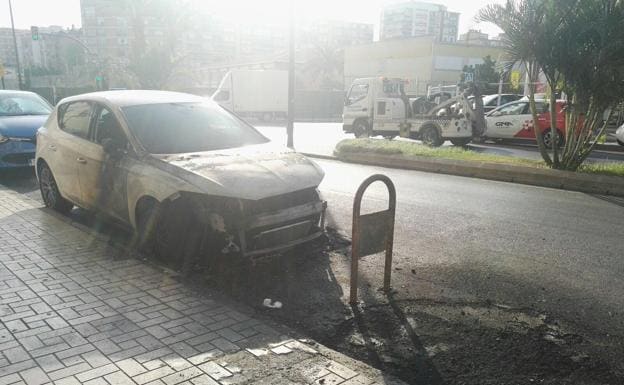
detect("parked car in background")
(0, 90), (52, 169)
(484, 99), (566, 147)
(616, 123), (624, 146)
(35, 90), (326, 270)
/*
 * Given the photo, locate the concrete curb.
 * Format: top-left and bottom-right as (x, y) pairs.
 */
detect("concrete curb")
(300, 152), (338, 161)
(330, 152), (624, 197)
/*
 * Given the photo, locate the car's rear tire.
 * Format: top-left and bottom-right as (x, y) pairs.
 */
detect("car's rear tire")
(38, 162), (73, 214)
(450, 137), (472, 147)
(421, 125), (443, 147)
(542, 129), (564, 148)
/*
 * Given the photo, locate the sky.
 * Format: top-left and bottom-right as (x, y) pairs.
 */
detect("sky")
(1, 0), (505, 37)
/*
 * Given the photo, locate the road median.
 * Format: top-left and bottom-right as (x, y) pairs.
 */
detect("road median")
(331, 139), (624, 197)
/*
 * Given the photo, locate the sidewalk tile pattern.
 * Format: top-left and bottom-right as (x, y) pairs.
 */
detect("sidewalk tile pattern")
(0, 187), (401, 385)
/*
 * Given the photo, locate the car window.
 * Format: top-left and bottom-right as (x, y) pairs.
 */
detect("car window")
(121, 102), (269, 154)
(0, 93), (52, 117)
(59, 102), (92, 139)
(94, 107), (127, 146)
(496, 102), (528, 116)
(503, 95), (519, 104)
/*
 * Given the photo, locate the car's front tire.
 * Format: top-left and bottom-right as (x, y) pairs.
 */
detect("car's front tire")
(136, 199), (203, 276)
(38, 162), (73, 214)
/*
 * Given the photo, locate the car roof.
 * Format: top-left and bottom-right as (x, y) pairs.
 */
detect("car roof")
(0, 90), (40, 96)
(58, 90), (209, 107)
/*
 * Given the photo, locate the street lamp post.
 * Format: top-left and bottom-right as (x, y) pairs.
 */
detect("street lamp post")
(286, 0), (295, 148)
(8, 0), (23, 90)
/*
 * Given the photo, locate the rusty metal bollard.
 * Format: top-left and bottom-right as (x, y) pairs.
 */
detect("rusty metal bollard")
(350, 174), (396, 304)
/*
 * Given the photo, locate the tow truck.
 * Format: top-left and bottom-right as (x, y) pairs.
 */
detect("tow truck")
(343, 77), (475, 146)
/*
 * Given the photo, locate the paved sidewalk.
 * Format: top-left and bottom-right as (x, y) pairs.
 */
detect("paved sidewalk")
(0, 187), (405, 385)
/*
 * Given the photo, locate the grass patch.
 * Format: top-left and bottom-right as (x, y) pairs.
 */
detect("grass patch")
(334, 138), (624, 177)
(579, 162), (624, 177)
(335, 138), (544, 167)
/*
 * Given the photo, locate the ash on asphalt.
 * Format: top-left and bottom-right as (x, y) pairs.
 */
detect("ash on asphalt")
(187, 229), (623, 385)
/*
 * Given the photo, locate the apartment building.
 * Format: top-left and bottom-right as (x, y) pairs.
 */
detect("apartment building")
(381, 1), (459, 43)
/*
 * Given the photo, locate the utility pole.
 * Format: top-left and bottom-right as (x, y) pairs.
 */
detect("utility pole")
(8, 0), (23, 90)
(286, 0), (295, 148)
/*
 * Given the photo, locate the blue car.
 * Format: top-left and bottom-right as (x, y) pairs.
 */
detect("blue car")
(0, 90), (53, 168)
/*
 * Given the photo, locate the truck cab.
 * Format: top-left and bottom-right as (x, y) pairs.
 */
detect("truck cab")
(343, 78), (375, 137)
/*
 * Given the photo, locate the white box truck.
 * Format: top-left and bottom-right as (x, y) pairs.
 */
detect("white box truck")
(212, 70), (288, 121)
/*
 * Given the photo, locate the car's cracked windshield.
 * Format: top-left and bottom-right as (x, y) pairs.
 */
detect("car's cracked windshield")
(122, 102), (268, 154)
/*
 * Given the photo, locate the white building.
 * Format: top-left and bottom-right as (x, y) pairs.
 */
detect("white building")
(458, 30), (505, 47)
(381, 1), (459, 43)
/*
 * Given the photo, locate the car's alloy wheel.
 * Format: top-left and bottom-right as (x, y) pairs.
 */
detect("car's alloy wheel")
(543, 130), (563, 148)
(39, 163), (73, 213)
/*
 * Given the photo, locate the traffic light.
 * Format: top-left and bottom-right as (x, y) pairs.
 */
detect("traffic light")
(31, 26), (39, 41)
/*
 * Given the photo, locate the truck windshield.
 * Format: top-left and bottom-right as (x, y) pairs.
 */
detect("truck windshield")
(122, 102), (269, 154)
(347, 84), (368, 105)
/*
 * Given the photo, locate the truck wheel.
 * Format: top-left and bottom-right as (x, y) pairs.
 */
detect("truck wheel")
(450, 138), (472, 147)
(421, 126), (443, 147)
(353, 119), (371, 138)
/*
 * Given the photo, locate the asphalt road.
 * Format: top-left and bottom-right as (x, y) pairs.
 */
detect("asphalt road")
(256, 122), (624, 162)
(316, 158), (624, 339)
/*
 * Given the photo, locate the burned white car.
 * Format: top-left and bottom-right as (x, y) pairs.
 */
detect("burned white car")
(35, 91), (326, 269)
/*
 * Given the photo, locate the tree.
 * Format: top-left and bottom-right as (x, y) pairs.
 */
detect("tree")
(478, 0), (624, 170)
(125, 0), (192, 89)
(304, 43), (344, 90)
(127, 48), (177, 89)
(461, 55), (501, 95)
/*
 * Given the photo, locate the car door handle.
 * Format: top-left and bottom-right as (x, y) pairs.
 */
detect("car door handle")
(49, 145), (57, 151)
(76, 158), (87, 164)
(362, 108), (367, 112)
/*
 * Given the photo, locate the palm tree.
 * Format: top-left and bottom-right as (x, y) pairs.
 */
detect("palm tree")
(478, 0), (624, 171)
(478, 0), (554, 165)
